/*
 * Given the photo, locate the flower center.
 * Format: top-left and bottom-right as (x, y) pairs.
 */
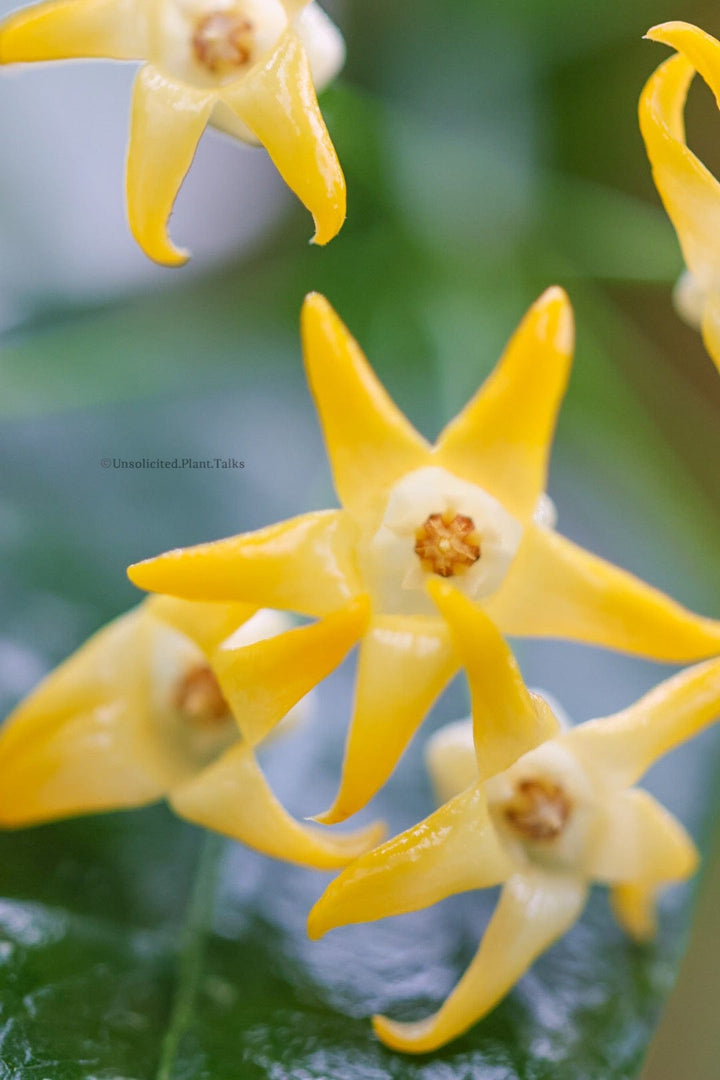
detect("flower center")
(504, 779), (572, 841)
(414, 511), (481, 578)
(174, 664), (232, 726)
(192, 11), (255, 73)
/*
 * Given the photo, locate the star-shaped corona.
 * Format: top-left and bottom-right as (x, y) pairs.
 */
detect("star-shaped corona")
(640, 21), (720, 373)
(0, 593), (385, 870)
(128, 289), (720, 824)
(308, 581), (720, 1053)
(0, 0), (346, 264)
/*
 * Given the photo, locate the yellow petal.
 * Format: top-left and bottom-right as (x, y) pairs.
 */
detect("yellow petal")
(314, 613), (458, 824)
(220, 30), (344, 245)
(170, 743), (384, 869)
(639, 43), (720, 306)
(0, 0), (146, 62)
(647, 22), (720, 109)
(582, 788), (698, 886)
(147, 596), (258, 657)
(488, 524), (720, 661)
(565, 657), (720, 787)
(127, 65), (214, 267)
(128, 510), (362, 618)
(300, 294), (430, 527)
(433, 287), (574, 522)
(308, 784), (513, 939)
(373, 870), (587, 1054)
(429, 580), (558, 781)
(212, 597), (369, 747)
(611, 883), (659, 942)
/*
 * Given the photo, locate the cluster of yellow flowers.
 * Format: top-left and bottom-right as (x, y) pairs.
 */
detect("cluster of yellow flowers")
(2, 0), (720, 1057)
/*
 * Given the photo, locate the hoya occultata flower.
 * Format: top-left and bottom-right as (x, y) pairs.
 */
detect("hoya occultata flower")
(128, 289), (720, 824)
(640, 21), (720, 372)
(0, 0), (346, 263)
(308, 581), (720, 1053)
(0, 593), (384, 869)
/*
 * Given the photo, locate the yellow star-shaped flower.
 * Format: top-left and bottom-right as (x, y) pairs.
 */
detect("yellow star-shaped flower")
(128, 289), (720, 824)
(640, 21), (720, 373)
(308, 581), (720, 1054)
(0, 593), (384, 869)
(0, 0), (346, 264)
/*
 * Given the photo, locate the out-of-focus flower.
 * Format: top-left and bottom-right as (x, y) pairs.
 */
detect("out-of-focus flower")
(640, 21), (720, 372)
(308, 581), (720, 1053)
(128, 290), (720, 824)
(0, 593), (384, 869)
(0, 0), (346, 264)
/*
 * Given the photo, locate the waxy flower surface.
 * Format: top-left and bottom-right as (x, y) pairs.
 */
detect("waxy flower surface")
(640, 21), (720, 372)
(0, 593), (384, 869)
(308, 581), (720, 1054)
(128, 289), (720, 824)
(0, 0), (346, 263)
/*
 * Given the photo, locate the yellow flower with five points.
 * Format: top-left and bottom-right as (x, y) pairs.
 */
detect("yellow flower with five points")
(0, 0), (346, 264)
(308, 581), (720, 1054)
(640, 20), (720, 372)
(0, 593), (385, 869)
(128, 289), (720, 825)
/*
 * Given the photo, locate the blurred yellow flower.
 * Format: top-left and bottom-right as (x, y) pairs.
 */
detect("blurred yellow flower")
(0, 593), (385, 869)
(640, 21), (720, 372)
(0, 0), (346, 264)
(129, 289), (720, 824)
(308, 581), (720, 1053)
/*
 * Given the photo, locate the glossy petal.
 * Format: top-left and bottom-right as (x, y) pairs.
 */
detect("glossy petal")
(429, 581), (558, 781)
(565, 657), (720, 787)
(433, 287), (574, 522)
(170, 743), (384, 870)
(488, 524), (720, 661)
(128, 510), (362, 618)
(147, 596), (258, 656)
(0, 0), (146, 62)
(220, 30), (345, 245)
(301, 294), (431, 527)
(308, 784), (513, 939)
(213, 598), (369, 747)
(582, 788), (698, 885)
(315, 614), (458, 824)
(611, 883), (659, 942)
(373, 871), (588, 1054)
(127, 66), (213, 267)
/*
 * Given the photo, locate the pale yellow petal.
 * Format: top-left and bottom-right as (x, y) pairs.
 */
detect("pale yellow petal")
(128, 510), (362, 618)
(127, 65), (214, 267)
(220, 30), (344, 245)
(565, 657), (720, 787)
(611, 883), (659, 942)
(300, 294), (431, 527)
(147, 596), (258, 657)
(373, 871), (587, 1054)
(212, 597), (369, 747)
(0, 0), (146, 62)
(425, 717), (478, 805)
(429, 580), (558, 781)
(433, 287), (574, 522)
(488, 524), (720, 661)
(314, 614), (458, 824)
(308, 784), (513, 939)
(170, 743), (384, 869)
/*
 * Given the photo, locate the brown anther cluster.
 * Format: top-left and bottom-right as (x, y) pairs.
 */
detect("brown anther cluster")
(414, 510), (481, 578)
(504, 779), (572, 841)
(192, 11), (254, 73)
(174, 664), (232, 726)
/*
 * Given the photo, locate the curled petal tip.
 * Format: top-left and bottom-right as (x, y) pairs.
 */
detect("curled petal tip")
(372, 1013), (437, 1055)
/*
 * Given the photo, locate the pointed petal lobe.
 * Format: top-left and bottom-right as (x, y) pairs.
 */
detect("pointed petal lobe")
(611, 883), (660, 942)
(308, 784), (513, 939)
(128, 510), (361, 618)
(0, 0), (146, 62)
(170, 743), (384, 869)
(373, 871), (587, 1054)
(488, 524), (720, 661)
(301, 294), (430, 525)
(434, 287), (574, 521)
(221, 30), (344, 245)
(315, 614), (458, 824)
